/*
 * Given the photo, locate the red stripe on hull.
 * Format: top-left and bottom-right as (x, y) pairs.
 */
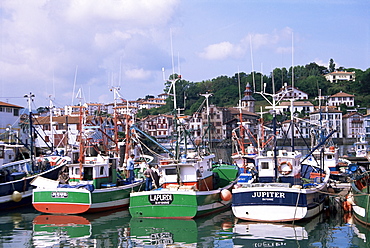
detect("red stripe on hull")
(33, 215), (90, 225)
(33, 203), (91, 214)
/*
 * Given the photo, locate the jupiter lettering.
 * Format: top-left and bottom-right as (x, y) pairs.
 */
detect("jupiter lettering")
(251, 192), (286, 198)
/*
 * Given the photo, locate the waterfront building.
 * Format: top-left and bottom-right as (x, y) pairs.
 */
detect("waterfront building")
(342, 112), (365, 138)
(0, 101), (23, 134)
(138, 114), (173, 141)
(309, 107), (343, 139)
(364, 113), (370, 138)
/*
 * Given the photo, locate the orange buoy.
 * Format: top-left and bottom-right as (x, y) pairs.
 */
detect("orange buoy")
(221, 189), (232, 201)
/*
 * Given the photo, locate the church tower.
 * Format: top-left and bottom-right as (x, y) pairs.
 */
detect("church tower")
(241, 82), (255, 113)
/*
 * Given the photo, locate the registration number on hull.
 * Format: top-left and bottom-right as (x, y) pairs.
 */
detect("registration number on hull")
(51, 192), (68, 198)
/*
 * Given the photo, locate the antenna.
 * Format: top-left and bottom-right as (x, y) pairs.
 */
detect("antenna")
(119, 56), (122, 87)
(178, 52), (181, 76)
(291, 32), (294, 89)
(250, 35), (256, 92)
(71, 66), (78, 106)
(162, 67), (166, 81)
(170, 29), (175, 76)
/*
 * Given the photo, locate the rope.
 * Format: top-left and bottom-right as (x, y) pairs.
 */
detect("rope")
(136, 138), (168, 159)
(292, 189), (301, 225)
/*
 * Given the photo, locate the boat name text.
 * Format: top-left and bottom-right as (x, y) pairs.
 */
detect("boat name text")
(148, 194), (173, 205)
(251, 192), (285, 199)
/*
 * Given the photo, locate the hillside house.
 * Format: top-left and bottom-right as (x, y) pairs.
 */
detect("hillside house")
(325, 71), (355, 83)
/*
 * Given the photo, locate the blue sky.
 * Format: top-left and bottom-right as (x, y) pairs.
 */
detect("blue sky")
(0, 0), (369, 109)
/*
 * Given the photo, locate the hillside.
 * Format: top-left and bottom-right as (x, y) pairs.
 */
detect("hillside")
(137, 61), (370, 118)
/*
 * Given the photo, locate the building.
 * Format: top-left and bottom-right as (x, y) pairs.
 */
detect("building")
(325, 71), (355, 83)
(0, 101), (23, 141)
(278, 101), (315, 115)
(327, 91), (355, 108)
(342, 112), (365, 138)
(309, 108), (343, 139)
(83, 103), (108, 116)
(363, 113), (370, 138)
(188, 112), (202, 138)
(280, 117), (311, 139)
(275, 85), (308, 101)
(33, 115), (117, 151)
(240, 83), (255, 113)
(138, 114), (173, 140)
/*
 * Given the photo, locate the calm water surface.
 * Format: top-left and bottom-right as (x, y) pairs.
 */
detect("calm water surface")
(0, 205), (369, 248)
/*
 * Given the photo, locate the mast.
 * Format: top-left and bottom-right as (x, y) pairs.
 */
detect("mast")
(49, 95), (54, 152)
(24, 92), (35, 171)
(200, 92), (213, 154)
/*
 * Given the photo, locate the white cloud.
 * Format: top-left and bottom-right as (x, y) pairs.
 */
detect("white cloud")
(0, 0), (180, 106)
(199, 27), (295, 61)
(125, 68), (152, 80)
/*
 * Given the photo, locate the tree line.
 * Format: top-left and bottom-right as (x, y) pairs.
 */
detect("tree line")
(137, 59), (370, 118)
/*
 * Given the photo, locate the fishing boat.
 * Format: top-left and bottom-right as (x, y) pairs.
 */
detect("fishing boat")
(129, 80), (239, 219)
(231, 82), (331, 222)
(0, 93), (71, 210)
(349, 134), (370, 159)
(0, 155), (69, 210)
(349, 168), (370, 225)
(31, 88), (146, 214)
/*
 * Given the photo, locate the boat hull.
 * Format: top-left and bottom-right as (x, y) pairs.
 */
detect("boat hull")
(232, 186), (327, 222)
(129, 185), (233, 219)
(351, 174), (370, 225)
(33, 180), (144, 214)
(0, 163), (66, 210)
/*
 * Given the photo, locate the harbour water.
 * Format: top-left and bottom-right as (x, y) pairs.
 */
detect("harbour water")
(0, 205), (369, 247)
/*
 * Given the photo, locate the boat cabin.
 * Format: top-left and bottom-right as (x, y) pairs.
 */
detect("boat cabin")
(68, 155), (118, 189)
(257, 150), (302, 184)
(159, 153), (215, 191)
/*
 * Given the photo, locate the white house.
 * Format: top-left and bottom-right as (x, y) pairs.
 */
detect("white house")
(0, 101), (23, 140)
(275, 85), (308, 101)
(325, 71), (355, 83)
(327, 91), (355, 107)
(278, 101), (314, 115)
(342, 112), (365, 139)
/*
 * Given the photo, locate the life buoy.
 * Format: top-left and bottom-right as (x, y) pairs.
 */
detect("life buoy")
(278, 161), (293, 175)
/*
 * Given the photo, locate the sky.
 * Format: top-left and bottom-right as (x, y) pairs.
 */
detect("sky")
(0, 0), (369, 109)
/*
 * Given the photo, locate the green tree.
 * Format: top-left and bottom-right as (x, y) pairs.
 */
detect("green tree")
(329, 58), (335, 72)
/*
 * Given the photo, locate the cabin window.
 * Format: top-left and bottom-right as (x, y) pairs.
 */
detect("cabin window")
(83, 167), (93, 180)
(261, 162), (269, 169)
(100, 166), (104, 175)
(165, 168), (177, 175)
(327, 155), (333, 160)
(75, 168), (79, 176)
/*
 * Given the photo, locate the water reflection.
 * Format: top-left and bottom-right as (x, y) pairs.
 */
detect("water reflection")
(1, 206), (370, 247)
